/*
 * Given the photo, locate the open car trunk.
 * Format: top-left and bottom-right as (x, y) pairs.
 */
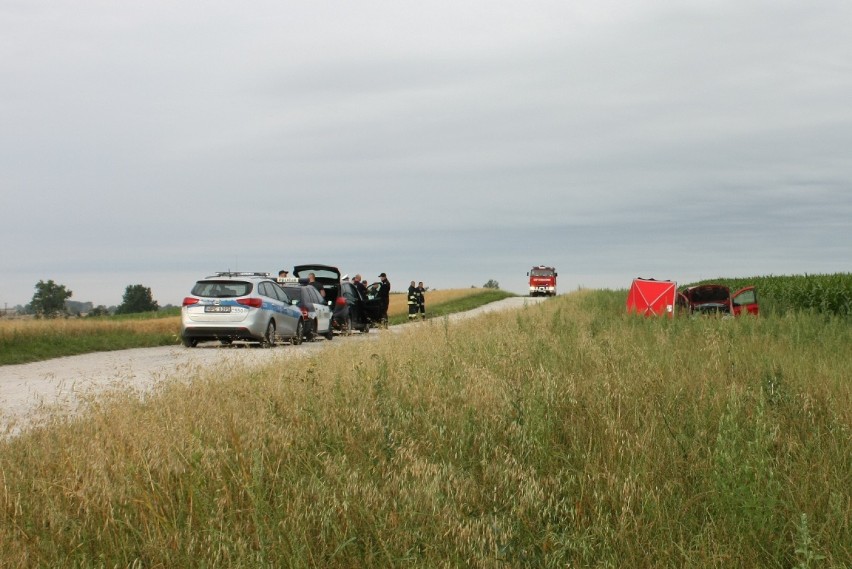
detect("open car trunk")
(292, 264), (341, 306)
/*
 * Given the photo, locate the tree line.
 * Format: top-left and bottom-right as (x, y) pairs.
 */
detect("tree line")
(23, 280), (160, 318)
(13, 278), (502, 318)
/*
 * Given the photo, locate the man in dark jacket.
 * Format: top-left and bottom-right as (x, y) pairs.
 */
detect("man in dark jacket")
(353, 274), (368, 296)
(408, 281), (419, 320)
(377, 272), (391, 327)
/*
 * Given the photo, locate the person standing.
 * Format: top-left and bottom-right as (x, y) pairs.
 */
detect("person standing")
(417, 281), (426, 319)
(377, 272), (391, 327)
(408, 281), (419, 320)
(353, 274), (368, 296)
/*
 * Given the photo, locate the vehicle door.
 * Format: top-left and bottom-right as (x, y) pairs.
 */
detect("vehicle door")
(307, 286), (332, 333)
(362, 283), (385, 322)
(675, 291), (690, 317)
(731, 286), (759, 316)
(266, 282), (299, 335)
(337, 282), (363, 325)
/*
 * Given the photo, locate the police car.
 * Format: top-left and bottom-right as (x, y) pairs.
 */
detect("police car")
(180, 272), (304, 347)
(276, 276), (334, 341)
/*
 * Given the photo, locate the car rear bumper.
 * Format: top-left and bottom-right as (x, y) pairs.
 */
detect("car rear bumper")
(181, 326), (263, 342)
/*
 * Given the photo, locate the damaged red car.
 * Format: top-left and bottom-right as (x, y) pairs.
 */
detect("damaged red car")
(677, 284), (759, 316)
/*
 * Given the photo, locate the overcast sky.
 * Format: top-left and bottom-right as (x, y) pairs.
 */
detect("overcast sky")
(2, 1), (850, 307)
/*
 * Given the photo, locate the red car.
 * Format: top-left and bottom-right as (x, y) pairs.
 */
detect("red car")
(678, 284), (759, 316)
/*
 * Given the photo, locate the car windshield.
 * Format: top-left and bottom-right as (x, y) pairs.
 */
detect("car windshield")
(366, 283), (381, 298)
(192, 280), (252, 298)
(530, 269), (554, 277)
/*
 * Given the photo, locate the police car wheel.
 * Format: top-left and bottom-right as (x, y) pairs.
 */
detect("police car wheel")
(260, 320), (276, 348)
(292, 320), (304, 345)
(305, 320), (316, 342)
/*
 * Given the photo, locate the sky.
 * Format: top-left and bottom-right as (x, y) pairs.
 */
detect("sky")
(2, 0), (850, 308)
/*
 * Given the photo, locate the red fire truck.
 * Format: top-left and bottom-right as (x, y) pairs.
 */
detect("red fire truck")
(527, 265), (557, 297)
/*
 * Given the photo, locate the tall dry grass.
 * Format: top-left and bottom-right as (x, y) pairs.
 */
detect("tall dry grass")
(0, 317), (181, 365)
(0, 317), (179, 337)
(0, 290), (849, 567)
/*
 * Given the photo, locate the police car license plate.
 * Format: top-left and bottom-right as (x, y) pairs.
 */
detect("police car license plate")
(205, 306), (231, 313)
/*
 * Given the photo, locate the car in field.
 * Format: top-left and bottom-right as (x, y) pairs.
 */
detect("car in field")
(277, 279), (333, 341)
(677, 284), (759, 316)
(180, 272), (304, 347)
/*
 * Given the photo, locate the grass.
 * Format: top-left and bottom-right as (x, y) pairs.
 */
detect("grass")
(0, 290), (848, 567)
(387, 288), (514, 325)
(0, 289), (507, 365)
(105, 307), (182, 320)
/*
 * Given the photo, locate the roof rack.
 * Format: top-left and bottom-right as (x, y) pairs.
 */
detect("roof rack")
(208, 271), (272, 278)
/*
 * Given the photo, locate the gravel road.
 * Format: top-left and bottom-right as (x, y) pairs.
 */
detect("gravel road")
(1, 297), (544, 435)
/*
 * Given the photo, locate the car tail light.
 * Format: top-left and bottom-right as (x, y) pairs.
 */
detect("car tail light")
(335, 296), (347, 307)
(182, 297), (199, 306)
(237, 297), (263, 308)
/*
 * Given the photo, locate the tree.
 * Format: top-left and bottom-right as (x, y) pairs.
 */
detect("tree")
(116, 284), (159, 314)
(87, 305), (111, 317)
(483, 279), (500, 289)
(30, 279), (73, 318)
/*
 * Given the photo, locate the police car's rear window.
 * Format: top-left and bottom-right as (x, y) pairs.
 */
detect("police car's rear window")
(192, 280), (252, 298)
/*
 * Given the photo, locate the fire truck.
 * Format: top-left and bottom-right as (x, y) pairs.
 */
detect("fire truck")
(527, 265), (557, 297)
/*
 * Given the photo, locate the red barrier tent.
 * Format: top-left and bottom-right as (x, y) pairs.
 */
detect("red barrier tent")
(626, 278), (677, 317)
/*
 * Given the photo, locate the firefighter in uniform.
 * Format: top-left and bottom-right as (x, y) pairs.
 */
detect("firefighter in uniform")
(408, 281), (419, 320)
(417, 281), (426, 319)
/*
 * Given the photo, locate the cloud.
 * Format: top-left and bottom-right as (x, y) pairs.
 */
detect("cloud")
(1, 1), (850, 306)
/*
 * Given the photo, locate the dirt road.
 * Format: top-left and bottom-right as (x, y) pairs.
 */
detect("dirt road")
(1, 297), (544, 435)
